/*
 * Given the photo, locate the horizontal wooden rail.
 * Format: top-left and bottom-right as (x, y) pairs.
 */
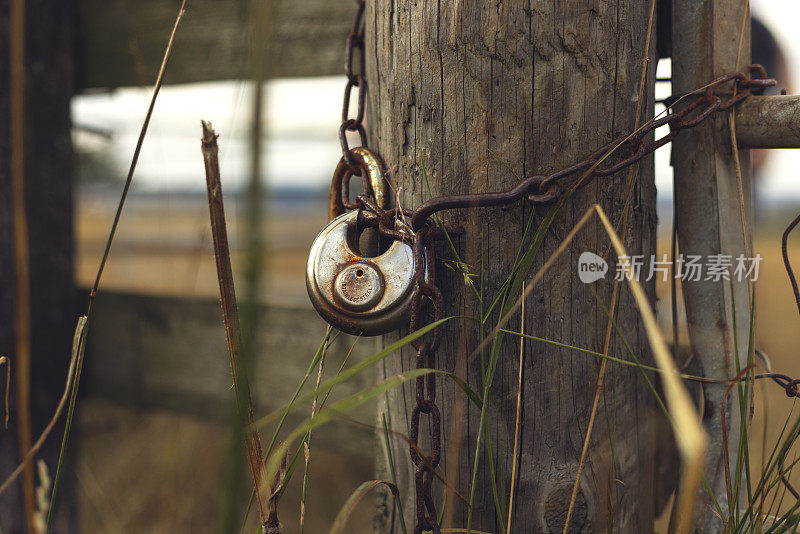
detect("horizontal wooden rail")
(77, 0), (352, 90)
(84, 290), (377, 454)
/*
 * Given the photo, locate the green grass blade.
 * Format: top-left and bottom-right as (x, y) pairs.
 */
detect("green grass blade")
(45, 316), (89, 530)
(330, 480), (401, 534)
(467, 203), (564, 532)
(262, 369), (446, 501)
(267, 328), (335, 457)
(483, 424), (507, 533)
(252, 319), (449, 431)
(381, 412), (408, 534)
(239, 328), (337, 532)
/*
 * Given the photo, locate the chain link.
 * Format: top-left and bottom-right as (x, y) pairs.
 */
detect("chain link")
(340, 0), (368, 175)
(407, 228), (444, 534)
(339, 3), (446, 530)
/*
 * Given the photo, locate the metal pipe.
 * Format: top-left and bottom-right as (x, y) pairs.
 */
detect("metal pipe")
(736, 94), (800, 148)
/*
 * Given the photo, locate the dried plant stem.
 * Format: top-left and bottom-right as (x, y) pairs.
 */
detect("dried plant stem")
(265, 448), (287, 534)
(730, 0), (751, 261)
(42, 3), (190, 526)
(728, 2), (755, 520)
(201, 121), (269, 526)
(9, 0), (35, 527)
(0, 318), (86, 498)
(330, 480), (401, 534)
(89, 0), (188, 299)
(1, 356), (9, 428)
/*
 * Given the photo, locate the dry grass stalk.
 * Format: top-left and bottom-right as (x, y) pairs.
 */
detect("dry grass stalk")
(300, 330), (328, 532)
(330, 480), (400, 534)
(265, 446), (288, 534)
(201, 121), (269, 526)
(32, 460), (51, 534)
(467, 204), (707, 534)
(0, 317), (86, 497)
(9, 0), (35, 526)
(3, 1), (192, 527)
(506, 282), (525, 533)
(562, 0), (657, 530)
(1, 356), (9, 428)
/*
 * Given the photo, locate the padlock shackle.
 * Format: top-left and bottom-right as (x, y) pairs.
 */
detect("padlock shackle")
(330, 147), (389, 220)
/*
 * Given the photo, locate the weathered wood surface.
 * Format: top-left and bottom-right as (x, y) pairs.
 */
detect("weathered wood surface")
(76, 0), (353, 90)
(0, 0), (77, 531)
(369, 2), (657, 532)
(672, 0), (752, 529)
(84, 291), (376, 455)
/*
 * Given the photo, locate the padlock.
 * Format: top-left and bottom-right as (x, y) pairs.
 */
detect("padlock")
(306, 210), (421, 336)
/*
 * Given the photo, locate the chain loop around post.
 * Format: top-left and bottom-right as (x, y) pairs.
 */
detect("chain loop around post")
(336, 3), (775, 530)
(337, 66), (773, 534)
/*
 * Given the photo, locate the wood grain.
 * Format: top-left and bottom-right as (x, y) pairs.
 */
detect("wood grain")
(368, 2), (658, 532)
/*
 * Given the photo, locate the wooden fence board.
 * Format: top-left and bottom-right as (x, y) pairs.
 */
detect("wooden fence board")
(84, 291), (378, 454)
(77, 0), (353, 90)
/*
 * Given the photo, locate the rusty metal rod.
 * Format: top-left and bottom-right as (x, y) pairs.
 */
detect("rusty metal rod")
(736, 94), (800, 148)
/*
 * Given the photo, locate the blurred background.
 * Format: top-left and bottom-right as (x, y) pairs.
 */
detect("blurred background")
(6, 0), (800, 531)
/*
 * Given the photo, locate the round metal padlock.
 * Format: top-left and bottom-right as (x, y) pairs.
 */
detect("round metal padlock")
(306, 210), (421, 336)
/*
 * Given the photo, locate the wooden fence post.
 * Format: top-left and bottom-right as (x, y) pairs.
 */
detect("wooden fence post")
(672, 0), (753, 529)
(367, 2), (657, 532)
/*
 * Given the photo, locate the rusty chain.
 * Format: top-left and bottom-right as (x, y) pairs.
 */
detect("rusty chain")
(783, 212), (800, 318)
(338, 3), (447, 530)
(341, 68), (776, 238)
(340, 0), (368, 175)
(333, 3), (787, 531)
(407, 229), (444, 534)
(404, 66), (775, 231)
